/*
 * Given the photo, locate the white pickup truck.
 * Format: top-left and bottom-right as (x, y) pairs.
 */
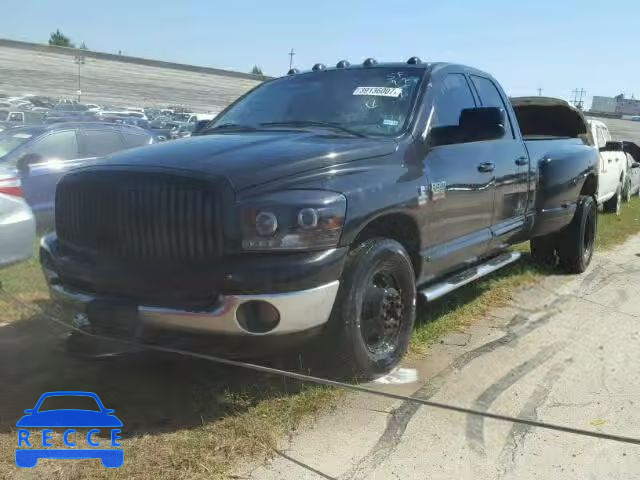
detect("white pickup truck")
(588, 119), (626, 214)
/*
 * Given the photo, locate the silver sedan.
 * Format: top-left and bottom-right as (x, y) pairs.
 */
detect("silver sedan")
(0, 167), (35, 268)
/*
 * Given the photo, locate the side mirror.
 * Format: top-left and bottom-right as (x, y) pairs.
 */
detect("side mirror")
(459, 107), (506, 142)
(632, 162), (640, 169)
(16, 153), (43, 174)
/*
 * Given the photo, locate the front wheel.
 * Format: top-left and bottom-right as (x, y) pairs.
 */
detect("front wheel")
(623, 179), (632, 203)
(557, 195), (597, 273)
(324, 238), (416, 379)
(603, 183), (622, 215)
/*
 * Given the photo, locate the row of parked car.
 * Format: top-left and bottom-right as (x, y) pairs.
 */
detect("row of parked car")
(0, 95), (218, 142)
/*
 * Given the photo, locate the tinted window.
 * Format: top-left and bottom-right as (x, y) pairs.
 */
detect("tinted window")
(122, 131), (151, 148)
(430, 73), (476, 128)
(471, 75), (512, 137)
(30, 130), (79, 159)
(78, 129), (125, 156)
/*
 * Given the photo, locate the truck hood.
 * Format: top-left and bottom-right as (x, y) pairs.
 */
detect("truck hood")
(91, 131), (398, 190)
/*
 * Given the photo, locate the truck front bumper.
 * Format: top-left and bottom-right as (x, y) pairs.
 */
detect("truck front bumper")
(46, 278), (340, 337)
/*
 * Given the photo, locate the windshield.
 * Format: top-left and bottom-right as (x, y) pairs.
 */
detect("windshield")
(211, 67), (425, 136)
(0, 131), (32, 159)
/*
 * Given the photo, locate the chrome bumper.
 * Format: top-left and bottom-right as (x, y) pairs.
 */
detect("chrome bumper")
(47, 280), (340, 336)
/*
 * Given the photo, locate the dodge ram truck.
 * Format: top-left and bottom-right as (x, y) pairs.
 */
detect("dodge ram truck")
(41, 58), (598, 377)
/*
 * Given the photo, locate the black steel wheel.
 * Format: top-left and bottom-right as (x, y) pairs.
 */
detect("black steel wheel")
(324, 238), (416, 378)
(558, 195), (597, 273)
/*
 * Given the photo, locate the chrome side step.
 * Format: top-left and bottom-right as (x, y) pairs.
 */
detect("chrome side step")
(419, 251), (521, 302)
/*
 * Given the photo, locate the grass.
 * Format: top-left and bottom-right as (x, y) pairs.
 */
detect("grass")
(1, 197), (640, 479)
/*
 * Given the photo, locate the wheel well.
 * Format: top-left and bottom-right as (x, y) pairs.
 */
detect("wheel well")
(580, 174), (597, 198)
(352, 214), (421, 277)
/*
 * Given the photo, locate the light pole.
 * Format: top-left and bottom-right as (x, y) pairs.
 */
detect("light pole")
(288, 48), (295, 70)
(73, 54), (85, 102)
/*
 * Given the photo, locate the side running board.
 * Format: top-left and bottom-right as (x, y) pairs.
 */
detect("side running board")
(419, 251), (521, 302)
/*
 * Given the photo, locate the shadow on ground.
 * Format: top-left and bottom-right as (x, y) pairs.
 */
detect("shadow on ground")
(0, 301), (308, 440)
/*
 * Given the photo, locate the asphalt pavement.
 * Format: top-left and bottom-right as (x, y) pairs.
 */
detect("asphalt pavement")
(241, 234), (640, 480)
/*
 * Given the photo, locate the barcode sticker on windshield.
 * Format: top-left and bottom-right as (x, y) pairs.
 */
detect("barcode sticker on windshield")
(353, 87), (402, 98)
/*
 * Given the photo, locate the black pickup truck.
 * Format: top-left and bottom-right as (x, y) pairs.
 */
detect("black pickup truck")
(41, 58), (598, 377)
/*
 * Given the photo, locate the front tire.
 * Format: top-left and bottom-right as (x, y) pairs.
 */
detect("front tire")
(603, 183), (622, 215)
(623, 179), (632, 203)
(557, 195), (597, 273)
(325, 238), (416, 379)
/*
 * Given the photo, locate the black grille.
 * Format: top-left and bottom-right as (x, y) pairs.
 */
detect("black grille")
(56, 171), (221, 260)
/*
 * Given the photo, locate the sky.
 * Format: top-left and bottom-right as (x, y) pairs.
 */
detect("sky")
(1, 0), (637, 105)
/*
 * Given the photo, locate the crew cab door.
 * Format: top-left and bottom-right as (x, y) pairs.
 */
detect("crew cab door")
(420, 73), (495, 277)
(468, 75), (529, 245)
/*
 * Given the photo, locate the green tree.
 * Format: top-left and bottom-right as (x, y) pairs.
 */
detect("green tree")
(251, 65), (263, 75)
(48, 29), (74, 48)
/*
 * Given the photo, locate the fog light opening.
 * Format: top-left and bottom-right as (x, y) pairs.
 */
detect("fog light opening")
(236, 300), (281, 333)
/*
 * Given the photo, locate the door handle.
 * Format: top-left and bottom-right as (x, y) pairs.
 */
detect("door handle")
(515, 156), (528, 166)
(608, 159), (612, 163)
(477, 162), (495, 172)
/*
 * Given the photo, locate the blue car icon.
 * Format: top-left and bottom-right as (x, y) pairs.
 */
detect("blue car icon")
(15, 391), (123, 468)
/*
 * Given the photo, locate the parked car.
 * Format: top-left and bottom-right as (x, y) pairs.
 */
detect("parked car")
(5, 111), (45, 125)
(0, 123), (154, 231)
(621, 141), (640, 201)
(0, 166), (35, 268)
(98, 110), (148, 121)
(587, 119), (626, 214)
(41, 59), (598, 377)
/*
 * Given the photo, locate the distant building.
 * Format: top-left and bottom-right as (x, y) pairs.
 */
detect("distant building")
(590, 94), (640, 115)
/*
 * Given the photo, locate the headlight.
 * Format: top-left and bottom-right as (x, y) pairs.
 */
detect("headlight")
(239, 190), (346, 251)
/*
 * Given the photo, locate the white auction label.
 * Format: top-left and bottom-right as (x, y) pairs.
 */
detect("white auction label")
(353, 86), (402, 97)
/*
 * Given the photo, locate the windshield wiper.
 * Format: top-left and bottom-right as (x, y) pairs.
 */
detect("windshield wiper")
(259, 121), (366, 138)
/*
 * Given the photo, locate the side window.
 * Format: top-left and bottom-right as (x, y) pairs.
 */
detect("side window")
(30, 130), (79, 159)
(121, 132), (151, 148)
(470, 75), (512, 138)
(78, 129), (126, 157)
(431, 73), (476, 129)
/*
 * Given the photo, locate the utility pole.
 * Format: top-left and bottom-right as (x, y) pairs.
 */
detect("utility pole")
(537, 88), (543, 96)
(288, 48), (296, 70)
(571, 88), (586, 110)
(73, 53), (85, 102)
